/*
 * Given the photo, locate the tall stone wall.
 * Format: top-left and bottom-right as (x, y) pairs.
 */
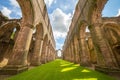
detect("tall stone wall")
(62, 0), (120, 73)
(0, 0), (56, 75)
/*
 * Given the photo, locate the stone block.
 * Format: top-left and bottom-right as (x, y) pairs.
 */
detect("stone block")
(0, 65), (28, 75)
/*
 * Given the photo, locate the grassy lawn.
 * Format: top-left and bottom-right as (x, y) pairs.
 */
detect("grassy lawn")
(8, 59), (116, 80)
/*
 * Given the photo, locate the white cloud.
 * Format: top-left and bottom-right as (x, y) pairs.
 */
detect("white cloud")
(1, 7), (12, 18)
(54, 31), (67, 40)
(116, 9), (120, 16)
(44, 0), (54, 7)
(59, 0), (78, 12)
(9, 0), (19, 8)
(50, 8), (72, 40)
(1, 0), (21, 19)
(56, 42), (63, 49)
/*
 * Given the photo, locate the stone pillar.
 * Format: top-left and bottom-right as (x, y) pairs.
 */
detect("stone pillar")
(46, 46), (51, 62)
(78, 37), (91, 66)
(50, 50), (53, 61)
(63, 51), (67, 60)
(9, 24), (33, 65)
(69, 45), (72, 62)
(89, 23), (119, 69)
(74, 37), (80, 64)
(66, 48), (68, 61)
(31, 38), (43, 66)
(73, 39), (79, 64)
(41, 43), (48, 64)
(0, 24), (34, 74)
(44, 44), (48, 63)
(71, 41), (75, 63)
(68, 48), (70, 61)
(70, 43), (74, 62)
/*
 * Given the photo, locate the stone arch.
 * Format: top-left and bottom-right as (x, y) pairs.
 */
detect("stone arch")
(41, 34), (48, 63)
(78, 21), (91, 66)
(0, 21), (20, 38)
(102, 22), (120, 66)
(88, 0), (108, 23)
(0, 21), (20, 67)
(28, 23), (44, 65)
(16, 0), (34, 24)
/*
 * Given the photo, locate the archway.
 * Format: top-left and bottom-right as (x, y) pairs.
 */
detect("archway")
(28, 23), (44, 66)
(102, 23), (120, 66)
(78, 22), (91, 66)
(0, 21), (20, 67)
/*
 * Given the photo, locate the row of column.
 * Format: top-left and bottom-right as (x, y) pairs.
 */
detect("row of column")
(62, 23), (119, 69)
(5, 23), (56, 68)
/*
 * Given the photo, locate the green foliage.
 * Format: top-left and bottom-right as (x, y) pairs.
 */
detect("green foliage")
(8, 59), (115, 80)
(10, 32), (15, 39)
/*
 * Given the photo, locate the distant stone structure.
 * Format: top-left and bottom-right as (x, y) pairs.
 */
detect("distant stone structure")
(62, 0), (120, 74)
(0, 0), (56, 74)
(56, 49), (63, 59)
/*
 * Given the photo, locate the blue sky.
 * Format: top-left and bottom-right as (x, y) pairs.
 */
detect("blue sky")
(0, 0), (120, 50)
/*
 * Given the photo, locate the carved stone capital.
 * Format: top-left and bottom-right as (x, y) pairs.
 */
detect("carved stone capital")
(25, 23), (34, 29)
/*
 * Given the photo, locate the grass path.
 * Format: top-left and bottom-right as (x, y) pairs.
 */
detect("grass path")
(8, 59), (116, 80)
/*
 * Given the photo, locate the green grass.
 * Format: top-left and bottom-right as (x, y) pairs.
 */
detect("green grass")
(8, 59), (116, 80)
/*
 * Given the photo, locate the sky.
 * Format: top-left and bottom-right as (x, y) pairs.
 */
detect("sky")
(0, 0), (120, 50)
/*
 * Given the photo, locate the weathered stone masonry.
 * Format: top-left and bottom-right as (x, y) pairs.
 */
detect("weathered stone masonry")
(62, 0), (120, 73)
(0, 0), (56, 74)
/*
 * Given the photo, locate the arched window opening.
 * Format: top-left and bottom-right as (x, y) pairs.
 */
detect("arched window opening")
(102, 24), (120, 66)
(0, 0), (22, 67)
(10, 28), (16, 39)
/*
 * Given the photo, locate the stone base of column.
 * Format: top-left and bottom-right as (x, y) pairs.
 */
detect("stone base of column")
(31, 62), (41, 66)
(80, 62), (91, 67)
(95, 65), (120, 74)
(0, 65), (28, 75)
(41, 59), (46, 64)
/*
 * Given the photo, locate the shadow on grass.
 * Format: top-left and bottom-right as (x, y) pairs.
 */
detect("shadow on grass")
(7, 59), (116, 80)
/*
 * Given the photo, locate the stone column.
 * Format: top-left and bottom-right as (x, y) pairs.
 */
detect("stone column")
(78, 37), (91, 66)
(73, 40), (78, 63)
(45, 45), (49, 63)
(0, 24), (34, 74)
(71, 41), (75, 63)
(9, 24), (33, 65)
(46, 46), (51, 62)
(68, 48), (70, 61)
(31, 38), (43, 66)
(69, 45), (72, 62)
(74, 37), (80, 64)
(70, 43), (74, 63)
(77, 39), (81, 63)
(89, 23), (119, 68)
(41, 43), (48, 64)
(50, 50), (53, 61)
(66, 48), (68, 61)
(63, 51), (67, 60)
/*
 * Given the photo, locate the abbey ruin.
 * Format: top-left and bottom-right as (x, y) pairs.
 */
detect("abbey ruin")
(62, 0), (120, 74)
(0, 0), (120, 76)
(0, 0), (56, 74)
